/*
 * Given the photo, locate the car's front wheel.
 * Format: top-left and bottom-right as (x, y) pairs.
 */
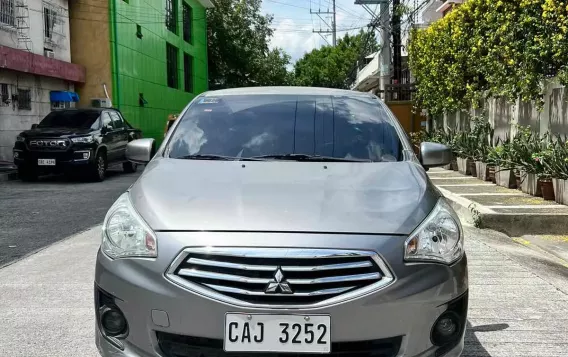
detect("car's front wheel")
(90, 152), (107, 182)
(122, 161), (137, 173)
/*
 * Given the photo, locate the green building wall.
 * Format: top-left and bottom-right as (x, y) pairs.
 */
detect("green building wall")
(109, 0), (209, 142)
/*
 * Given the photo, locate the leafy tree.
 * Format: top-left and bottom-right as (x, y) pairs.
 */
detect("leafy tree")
(293, 31), (380, 89)
(207, 0), (291, 89)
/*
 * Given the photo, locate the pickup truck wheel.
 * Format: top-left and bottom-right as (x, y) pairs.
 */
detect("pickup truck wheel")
(90, 152), (107, 182)
(123, 161), (137, 173)
(18, 166), (38, 182)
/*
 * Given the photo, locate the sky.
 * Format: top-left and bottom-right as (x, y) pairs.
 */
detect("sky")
(261, 0), (381, 63)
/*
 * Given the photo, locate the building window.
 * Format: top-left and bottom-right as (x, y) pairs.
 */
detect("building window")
(165, 0), (177, 34)
(43, 5), (56, 40)
(166, 43), (179, 89)
(184, 53), (193, 93)
(136, 24), (143, 39)
(0, 0), (15, 27)
(1, 83), (9, 106)
(182, 2), (192, 43)
(18, 89), (31, 110)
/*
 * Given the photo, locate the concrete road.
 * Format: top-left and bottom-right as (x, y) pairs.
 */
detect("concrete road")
(0, 167), (141, 267)
(0, 224), (567, 357)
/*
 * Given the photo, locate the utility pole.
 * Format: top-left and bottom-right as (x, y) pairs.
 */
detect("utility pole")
(310, 1), (337, 46)
(332, 0), (337, 46)
(392, 0), (402, 83)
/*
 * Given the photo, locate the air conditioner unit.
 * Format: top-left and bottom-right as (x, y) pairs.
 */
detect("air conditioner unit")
(91, 98), (112, 108)
(44, 49), (55, 58)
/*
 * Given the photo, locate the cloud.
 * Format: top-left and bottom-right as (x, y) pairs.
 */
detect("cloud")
(269, 19), (319, 62)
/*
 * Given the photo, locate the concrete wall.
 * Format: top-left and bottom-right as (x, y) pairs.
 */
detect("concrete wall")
(68, 0), (113, 107)
(438, 80), (568, 141)
(0, 69), (73, 162)
(0, 0), (71, 61)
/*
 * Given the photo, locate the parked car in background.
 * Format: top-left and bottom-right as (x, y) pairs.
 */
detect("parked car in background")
(13, 108), (142, 182)
(95, 87), (467, 357)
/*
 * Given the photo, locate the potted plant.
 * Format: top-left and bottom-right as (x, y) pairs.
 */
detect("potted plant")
(491, 137), (517, 189)
(532, 150), (555, 200)
(513, 127), (544, 196)
(472, 117), (493, 181)
(543, 136), (568, 204)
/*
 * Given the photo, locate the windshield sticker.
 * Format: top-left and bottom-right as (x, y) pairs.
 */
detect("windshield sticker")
(198, 97), (220, 104)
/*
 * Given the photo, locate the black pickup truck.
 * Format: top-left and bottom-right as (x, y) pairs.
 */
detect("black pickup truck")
(13, 108), (142, 182)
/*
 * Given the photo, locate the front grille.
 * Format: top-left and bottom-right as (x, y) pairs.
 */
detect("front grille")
(28, 138), (69, 151)
(156, 332), (402, 357)
(166, 248), (394, 307)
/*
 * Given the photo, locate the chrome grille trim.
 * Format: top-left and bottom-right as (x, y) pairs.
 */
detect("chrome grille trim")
(177, 269), (272, 284)
(287, 272), (382, 285)
(201, 283), (356, 297)
(165, 248), (395, 309)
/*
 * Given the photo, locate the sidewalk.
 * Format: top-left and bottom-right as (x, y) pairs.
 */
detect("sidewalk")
(0, 226), (567, 356)
(428, 168), (568, 237)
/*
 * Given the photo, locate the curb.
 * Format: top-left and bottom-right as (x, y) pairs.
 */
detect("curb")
(0, 170), (18, 182)
(438, 186), (568, 237)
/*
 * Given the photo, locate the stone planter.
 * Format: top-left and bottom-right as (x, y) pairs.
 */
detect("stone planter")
(468, 160), (477, 177)
(496, 166), (516, 189)
(450, 159), (458, 171)
(552, 179), (568, 205)
(475, 161), (484, 180)
(514, 169), (522, 191)
(488, 165), (496, 183)
(457, 157), (471, 175)
(540, 178), (555, 201)
(520, 171), (542, 197)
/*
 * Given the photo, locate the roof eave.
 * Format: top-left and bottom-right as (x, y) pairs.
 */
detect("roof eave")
(196, 0), (214, 8)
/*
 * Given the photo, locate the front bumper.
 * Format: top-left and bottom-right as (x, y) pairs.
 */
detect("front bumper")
(94, 232), (468, 357)
(14, 148), (95, 171)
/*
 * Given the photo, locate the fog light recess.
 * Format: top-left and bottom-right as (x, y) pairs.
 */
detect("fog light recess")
(431, 311), (461, 346)
(100, 306), (128, 337)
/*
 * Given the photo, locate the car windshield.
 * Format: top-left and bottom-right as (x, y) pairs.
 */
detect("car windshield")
(167, 94), (403, 162)
(38, 111), (101, 129)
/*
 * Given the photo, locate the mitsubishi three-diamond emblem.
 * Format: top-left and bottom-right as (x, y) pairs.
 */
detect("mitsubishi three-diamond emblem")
(265, 268), (293, 294)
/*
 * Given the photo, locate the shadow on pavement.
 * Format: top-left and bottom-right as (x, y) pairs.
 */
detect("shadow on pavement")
(462, 321), (509, 357)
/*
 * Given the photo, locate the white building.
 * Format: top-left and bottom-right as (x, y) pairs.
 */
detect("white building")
(0, 0), (84, 162)
(351, 0), (453, 96)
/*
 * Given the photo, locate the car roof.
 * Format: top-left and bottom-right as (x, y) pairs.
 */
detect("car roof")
(203, 86), (375, 98)
(52, 108), (117, 113)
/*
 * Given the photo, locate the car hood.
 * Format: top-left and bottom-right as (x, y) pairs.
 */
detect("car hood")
(129, 158), (440, 235)
(19, 127), (95, 138)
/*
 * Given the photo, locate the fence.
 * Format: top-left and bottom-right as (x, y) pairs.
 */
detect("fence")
(433, 79), (568, 142)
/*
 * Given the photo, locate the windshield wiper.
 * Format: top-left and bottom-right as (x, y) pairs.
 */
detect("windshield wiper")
(175, 154), (241, 161)
(174, 154), (264, 161)
(250, 154), (373, 162)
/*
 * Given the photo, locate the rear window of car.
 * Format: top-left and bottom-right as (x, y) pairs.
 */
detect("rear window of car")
(38, 111), (101, 129)
(167, 94), (403, 162)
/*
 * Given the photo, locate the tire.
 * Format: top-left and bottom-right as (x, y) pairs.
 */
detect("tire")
(90, 151), (107, 182)
(18, 166), (38, 182)
(122, 161), (137, 173)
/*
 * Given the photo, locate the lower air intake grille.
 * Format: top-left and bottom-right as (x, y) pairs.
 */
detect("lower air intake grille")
(166, 248), (394, 307)
(156, 332), (403, 357)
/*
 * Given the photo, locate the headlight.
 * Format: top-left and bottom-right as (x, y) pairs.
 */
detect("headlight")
(102, 193), (157, 259)
(71, 136), (94, 143)
(16, 136), (25, 142)
(404, 198), (463, 264)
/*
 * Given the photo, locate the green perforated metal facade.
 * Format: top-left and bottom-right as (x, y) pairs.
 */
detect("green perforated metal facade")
(109, 0), (209, 142)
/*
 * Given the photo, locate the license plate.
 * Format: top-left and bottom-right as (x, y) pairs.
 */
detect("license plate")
(38, 159), (56, 166)
(224, 313), (331, 353)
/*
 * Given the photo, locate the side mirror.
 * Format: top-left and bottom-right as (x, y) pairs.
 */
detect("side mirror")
(31, 124), (38, 130)
(126, 138), (155, 164)
(420, 142), (452, 168)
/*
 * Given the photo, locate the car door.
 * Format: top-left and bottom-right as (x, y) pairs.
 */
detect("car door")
(100, 111), (118, 161)
(109, 111), (128, 161)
